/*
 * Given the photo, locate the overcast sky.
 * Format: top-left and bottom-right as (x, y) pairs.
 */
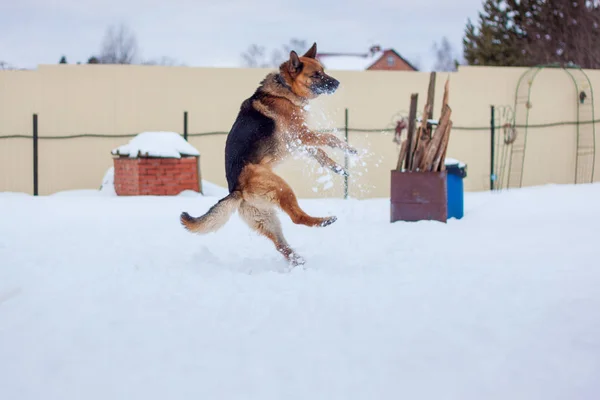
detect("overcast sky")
(0, 0), (483, 70)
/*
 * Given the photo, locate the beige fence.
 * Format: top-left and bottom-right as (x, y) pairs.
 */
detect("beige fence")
(1, 64), (599, 198)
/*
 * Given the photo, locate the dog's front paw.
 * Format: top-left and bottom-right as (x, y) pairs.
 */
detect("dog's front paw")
(331, 165), (349, 176)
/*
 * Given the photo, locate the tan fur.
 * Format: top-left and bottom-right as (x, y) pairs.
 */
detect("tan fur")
(248, 75), (355, 174)
(180, 43), (354, 266)
(180, 192), (242, 233)
(238, 202), (305, 266)
(238, 164), (336, 228)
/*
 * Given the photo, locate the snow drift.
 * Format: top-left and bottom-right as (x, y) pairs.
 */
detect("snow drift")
(1, 183), (599, 400)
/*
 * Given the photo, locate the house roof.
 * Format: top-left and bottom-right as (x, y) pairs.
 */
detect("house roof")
(316, 48), (419, 71)
(316, 50), (384, 71)
(385, 49), (419, 71)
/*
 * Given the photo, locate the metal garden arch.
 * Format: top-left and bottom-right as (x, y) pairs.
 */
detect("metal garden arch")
(505, 64), (596, 189)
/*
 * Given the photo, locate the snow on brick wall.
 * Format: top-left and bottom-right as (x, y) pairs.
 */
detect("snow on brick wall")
(113, 157), (200, 196)
(111, 131), (202, 196)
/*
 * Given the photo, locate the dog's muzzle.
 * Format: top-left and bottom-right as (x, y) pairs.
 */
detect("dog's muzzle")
(312, 77), (340, 95)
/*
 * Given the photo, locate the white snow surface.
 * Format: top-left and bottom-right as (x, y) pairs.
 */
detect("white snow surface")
(445, 157), (467, 168)
(417, 117), (440, 125)
(1, 183), (600, 400)
(199, 180), (229, 198)
(99, 166), (116, 195)
(111, 131), (200, 158)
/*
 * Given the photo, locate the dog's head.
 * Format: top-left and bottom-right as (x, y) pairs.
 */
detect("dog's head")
(281, 42), (340, 99)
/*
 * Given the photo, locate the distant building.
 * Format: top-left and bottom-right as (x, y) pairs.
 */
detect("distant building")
(316, 45), (418, 72)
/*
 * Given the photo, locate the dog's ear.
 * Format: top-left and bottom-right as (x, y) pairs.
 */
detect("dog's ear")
(288, 50), (302, 74)
(303, 42), (317, 59)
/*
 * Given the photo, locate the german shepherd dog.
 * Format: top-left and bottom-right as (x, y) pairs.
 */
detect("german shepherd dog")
(180, 42), (357, 266)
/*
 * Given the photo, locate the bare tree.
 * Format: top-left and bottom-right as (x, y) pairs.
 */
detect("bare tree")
(241, 39), (308, 68)
(99, 23), (139, 64)
(91, 25), (179, 67)
(432, 36), (459, 71)
(142, 56), (184, 66)
(0, 61), (15, 70)
(271, 38), (308, 66)
(241, 44), (270, 68)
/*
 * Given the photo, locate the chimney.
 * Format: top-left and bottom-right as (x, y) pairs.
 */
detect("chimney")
(369, 45), (382, 55)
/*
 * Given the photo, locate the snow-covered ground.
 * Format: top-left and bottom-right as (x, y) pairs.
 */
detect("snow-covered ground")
(1, 183), (599, 400)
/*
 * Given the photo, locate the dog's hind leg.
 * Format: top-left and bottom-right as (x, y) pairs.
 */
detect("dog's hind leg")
(239, 165), (337, 228)
(238, 202), (305, 266)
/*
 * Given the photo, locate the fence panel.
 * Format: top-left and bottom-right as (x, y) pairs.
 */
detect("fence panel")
(0, 138), (33, 195)
(38, 137), (126, 195)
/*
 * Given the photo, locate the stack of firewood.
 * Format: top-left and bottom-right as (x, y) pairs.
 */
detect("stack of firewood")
(395, 72), (452, 172)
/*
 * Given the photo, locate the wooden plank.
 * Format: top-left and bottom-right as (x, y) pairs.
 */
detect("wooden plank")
(420, 71), (436, 137)
(419, 104), (452, 171)
(396, 139), (408, 171)
(413, 73), (436, 161)
(426, 72), (436, 120)
(436, 78), (451, 171)
(441, 77), (450, 111)
(405, 93), (419, 171)
(433, 120), (453, 171)
(414, 126), (432, 170)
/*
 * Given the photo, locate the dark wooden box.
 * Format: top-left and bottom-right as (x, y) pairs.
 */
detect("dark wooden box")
(390, 170), (448, 223)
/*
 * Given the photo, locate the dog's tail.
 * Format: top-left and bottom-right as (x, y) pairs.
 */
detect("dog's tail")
(180, 191), (242, 234)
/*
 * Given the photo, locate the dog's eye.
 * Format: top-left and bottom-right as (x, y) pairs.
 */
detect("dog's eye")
(312, 72), (321, 79)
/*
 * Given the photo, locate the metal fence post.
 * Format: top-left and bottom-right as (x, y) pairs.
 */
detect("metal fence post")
(490, 105), (495, 191)
(183, 111), (188, 141)
(344, 108), (349, 199)
(33, 113), (38, 196)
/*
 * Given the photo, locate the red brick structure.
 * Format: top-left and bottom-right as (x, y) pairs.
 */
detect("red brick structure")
(113, 156), (200, 196)
(111, 131), (202, 196)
